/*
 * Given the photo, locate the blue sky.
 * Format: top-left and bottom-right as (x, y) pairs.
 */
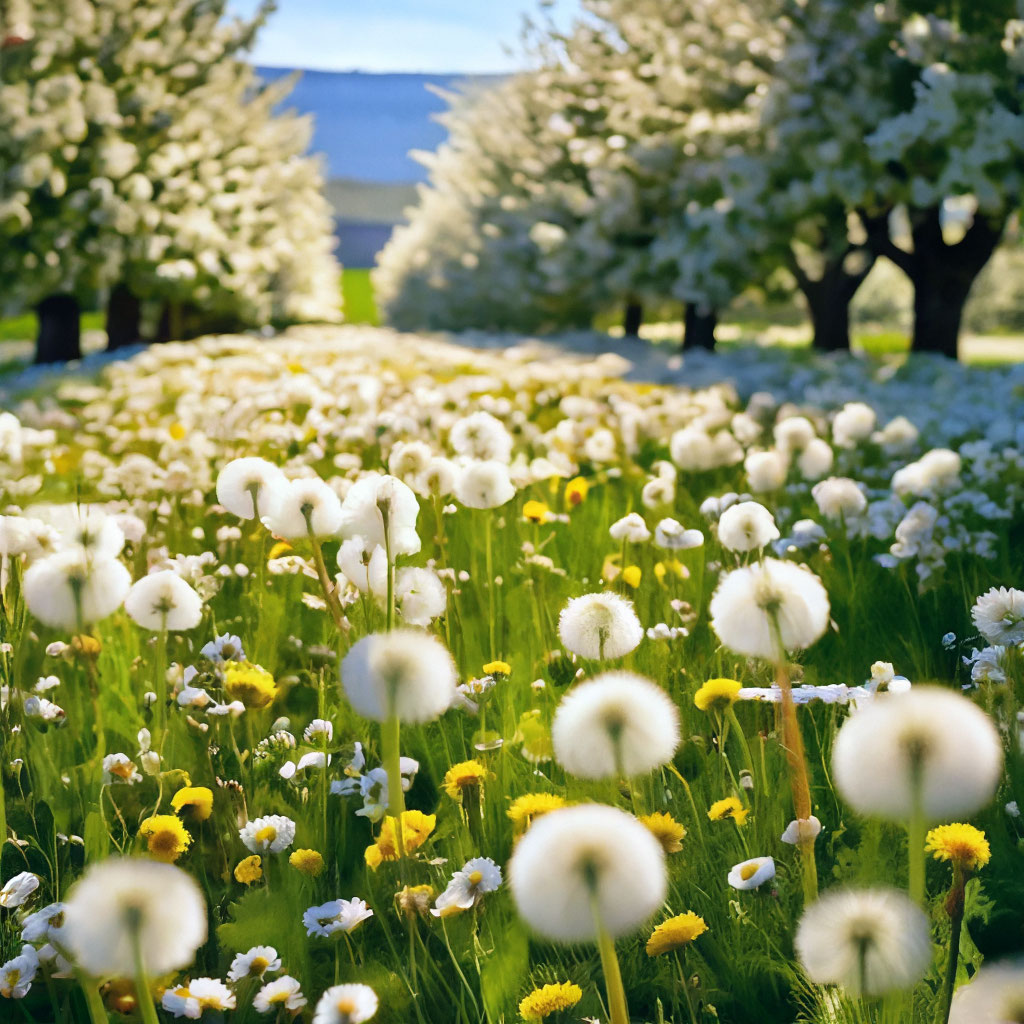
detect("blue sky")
(230, 1), (579, 73)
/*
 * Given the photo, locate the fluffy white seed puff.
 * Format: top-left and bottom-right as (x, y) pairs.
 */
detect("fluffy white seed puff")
(609, 513), (650, 543)
(552, 673), (680, 779)
(263, 477), (342, 538)
(341, 630), (457, 723)
(811, 477), (867, 520)
(449, 411), (513, 463)
(558, 592), (644, 660)
(508, 804), (666, 942)
(972, 586), (1024, 646)
(454, 459), (516, 509)
(795, 888), (932, 997)
(338, 473), (421, 556)
(312, 983), (379, 1024)
(710, 558), (830, 659)
(216, 457), (287, 520)
(796, 438), (835, 480)
(948, 960), (1024, 1024)
(717, 501), (780, 552)
(23, 551), (131, 629)
(744, 449), (789, 492)
(832, 402), (877, 448)
(832, 686), (1002, 821)
(124, 570), (203, 631)
(62, 858), (207, 977)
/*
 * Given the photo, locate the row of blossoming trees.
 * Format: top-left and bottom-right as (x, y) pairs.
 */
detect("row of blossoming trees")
(0, 0), (342, 363)
(375, 0), (1024, 357)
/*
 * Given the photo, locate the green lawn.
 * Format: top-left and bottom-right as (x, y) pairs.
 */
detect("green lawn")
(341, 268), (379, 325)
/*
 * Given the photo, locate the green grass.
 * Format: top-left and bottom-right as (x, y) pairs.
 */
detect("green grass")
(342, 268), (380, 325)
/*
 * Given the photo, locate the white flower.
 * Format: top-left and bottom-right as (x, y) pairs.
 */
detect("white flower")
(162, 978), (235, 1018)
(795, 888), (931, 996)
(263, 477), (343, 538)
(653, 518), (703, 550)
(304, 719), (333, 743)
(744, 450), (788, 492)
(102, 752), (142, 785)
(23, 696), (64, 722)
(227, 945), (281, 982)
(216, 458), (287, 520)
(311, 983), (378, 1024)
(340, 630), (457, 724)
(774, 416), (817, 453)
(201, 633), (245, 663)
(239, 815), (296, 854)
(431, 858), (502, 917)
(21, 902), (65, 943)
(557, 592), (643, 660)
(454, 459), (516, 509)
(795, 438), (835, 480)
(449, 411), (513, 463)
(717, 501), (780, 552)
(727, 857), (776, 890)
(812, 477), (867, 519)
(44, 505), (125, 558)
(832, 402), (877, 448)
(0, 872), (39, 909)
(710, 558), (830, 659)
(124, 569), (203, 631)
(508, 804), (666, 942)
(551, 672), (680, 779)
(0, 945), (38, 998)
(337, 538), (387, 597)
(832, 686), (1002, 820)
(395, 567), (447, 626)
(780, 816), (822, 845)
(609, 513), (650, 543)
(62, 858), (207, 977)
(338, 473), (421, 556)
(949, 959), (1024, 1024)
(971, 587), (1024, 646)
(303, 898), (374, 937)
(253, 975), (307, 1014)
(23, 551), (131, 628)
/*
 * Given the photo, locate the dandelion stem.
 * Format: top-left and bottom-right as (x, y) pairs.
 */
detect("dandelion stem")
(79, 977), (109, 1024)
(594, 919), (629, 1024)
(484, 512), (496, 658)
(129, 919), (161, 1024)
(908, 755), (927, 906)
(382, 713), (408, 867)
(938, 867), (965, 1024)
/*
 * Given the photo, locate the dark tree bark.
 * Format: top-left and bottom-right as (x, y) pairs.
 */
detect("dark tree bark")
(790, 245), (876, 353)
(34, 294), (81, 364)
(105, 283), (141, 351)
(860, 205), (1007, 359)
(622, 299), (643, 337)
(684, 303), (717, 350)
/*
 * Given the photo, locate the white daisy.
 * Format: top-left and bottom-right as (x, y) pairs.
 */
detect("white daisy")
(239, 815), (297, 854)
(431, 858), (502, 917)
(302, 898), (374, 937)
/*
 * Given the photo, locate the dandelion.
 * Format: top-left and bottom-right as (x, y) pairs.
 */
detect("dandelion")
(227, 946), (281, 982)
(639, 812), (686, 854)
(264, 477), (343, 538)
(431, 857), (502, 917)
(507, 793), (566, 832)
(717, 501), (780, 552)
(289, 848), (325, 876)
(948, 960), (1024, 1024)
(565, 477), (588, 506)
(254, 975), (307, 1014)
(645, 912), (708, 956)
(455, 460), (516, 509)
(708, 797), (749, 826)
(364, 810), (436, 869)
(303, 898), (374, 937)
(234, 856), (263, 885)
(311, 983), (378, 1024)
(216, 457), (287, 520)
(653, 518), (703, 549)
(728, 857), (776, 890)
(694, 677), (742, 712)
(551, 672), (680, 779)
(138, 815), (192, 863)
(518, 982), (583, 1019)
(557, 592), (644, 660)
(339, 472), (421, 556)
(124, 570), (203, 631)
(609, 512), (650, 543)
(171, 786), (213, 821)
(482, 660), (511, 676)
(240, 815), (296, 854)
(223, 661), (278, 709)
(812, 477), (867, 519)
(442, 759), (492, 801)
(794, 888), (931, 997)
(523, 500), (550, 523)
(23, 550), (131, 629)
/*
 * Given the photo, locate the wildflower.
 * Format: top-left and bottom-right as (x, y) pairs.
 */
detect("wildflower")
(139, 815), (192, 863)
(832, 401), (877, 448)
(0, 946), (38, 998)
(289, 849), (325, 876)
(565, 477), (588, 506)
(102, 752), (142, 785)
(794, 888), (931, 996)
(23, 550), (131, 629)
(0, 872), (39, 908)
(781, 816), (823, 846)
(523, 500), (550, 523)
(240, 815), (296, 854)
(431, 858), (502, 917)
(653, 518), (703, 549)
(223, 661), (278, 709)
(162, 978), (235, 1017)
(728, 857), (775, 890)
(442, 760), (492, 801)
(507, 793), (566, 832)
(948, 960), (1024, 1024)
(508, 804), (666, 941)
(455, 460), (516, 508)
(518, 981), (583, 1019)
(311, 983), (378, 1024)
(812, 477), (867, 519)
(482, 660), (511, 676)
(253, 975), (307, 1014)
(340, 630), (456, 724)
(364, 810), (436, 869)
(339, 472), (421, 556)
(551, 672), (680, 779)
(639, 812), (686, 854)
(925, 824), (991, 872)
(62, 858), (207, 977)
(708, 797), (749, 826)
(449, 411), (512, 462)
(971, 587), (1024, 646)
(264, 477), (343, 538)
(171, 786), (213, 822)
(609, 512), (650, 543)
(396, 885), (434, 919)
(201, 633), (245, 663)
(694, 677), (742, 712)
(645, 912), (708, 956)
(396, 567), (447, 626)
(621, 565), (642, 588)
(227, 946), (281, 982)
(20, 902), (65, 943)
(216, 457), (287, 520)
(557, 592), (643, 660)
(125, 570), (203, 631)
(234, 856), (263, 885)
(717, 501), (780, 552)
(303, 898), (374, 937)
(832, 687), (1002, 820)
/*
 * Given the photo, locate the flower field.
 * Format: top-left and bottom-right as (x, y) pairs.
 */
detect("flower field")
(1, 325), (1023, 1024)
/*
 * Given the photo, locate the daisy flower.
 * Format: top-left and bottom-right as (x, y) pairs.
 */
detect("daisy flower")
(253, 975), (307, 1014)
(227, 946), (281, 983)
(302, 898), (374, 937)
(240, 815), (296, 854)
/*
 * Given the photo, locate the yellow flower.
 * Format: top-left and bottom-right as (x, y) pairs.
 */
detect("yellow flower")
(645, 912), (708, 956)
(483, 660), (512, 677)
(565, 477), (589, 506)
(365, 811), (436, 870)
(694, 678), (743, 713)
(523, 501), (550, 524)
(639, 812), (686, 854)
(925, 823), (991, 871)
(267, 540), (293, 560)
(396, 884), (434, 919)
(223, 661), (278, 710)
(654, 559), (688, 583)
(72, 635), (102, 658)
(519, 981), (583, 1020)
(708, 796), (749, 826)
(507, 793), (566, 831)
(621, 565), (642, 589)
(289, 848), (325, 876)
(234, 855), (263, 885)
(139, 815), (192, 863)
(517, 710), (554, 764)
(442, 760), (492, 801)
(169, 422), (187, 441)
(170, 786), (214, 821)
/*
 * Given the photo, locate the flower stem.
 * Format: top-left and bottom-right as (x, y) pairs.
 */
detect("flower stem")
(79, 978), (109, 1024)
(938, 867), (965, 1024)
(382, 714), (407, 863)
(594, 921), (629, 1024)
(908, 756), (927, 906)
(130, 922), (161, 1024)
(484, 513), (496, 658)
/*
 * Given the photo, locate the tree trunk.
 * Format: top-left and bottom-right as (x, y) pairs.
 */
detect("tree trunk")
(153, 301), (183, 344)
(796, 248), (875, 353)
(34, 294), (81, 364)
(105, 283), (141, 351)
(684, 303), (717, 350)
(622, 300), (643, 337)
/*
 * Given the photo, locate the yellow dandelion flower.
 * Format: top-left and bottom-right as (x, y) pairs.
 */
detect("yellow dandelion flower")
(169, 422), (187, 441)
(518, 982), (583, 1020)
(234, 855), (263, 885)
(645, 912), (708, 956)
(622, 565), (642, 589)
(507, 793), (566, 831)
(565, 477), (589, 506)
(639, 811), (686, 854)
(925, 823), (991, 871)
(72, 635), (102, 658)
(708, 796), (749, 826)
(522, 501), (550, 524)
(654, 559), (688, 583)
(483, 660), (512, 677)
(139, 815), (192, 863)
(365, 810), (436, 870)
(289, 848), (325, 876)
(442, 760), (492, 801)
(223, 661), (278, 710)
(170, 786), (214, 821)
(267, 540), (293, 560)
(694, 678), (743, 713)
